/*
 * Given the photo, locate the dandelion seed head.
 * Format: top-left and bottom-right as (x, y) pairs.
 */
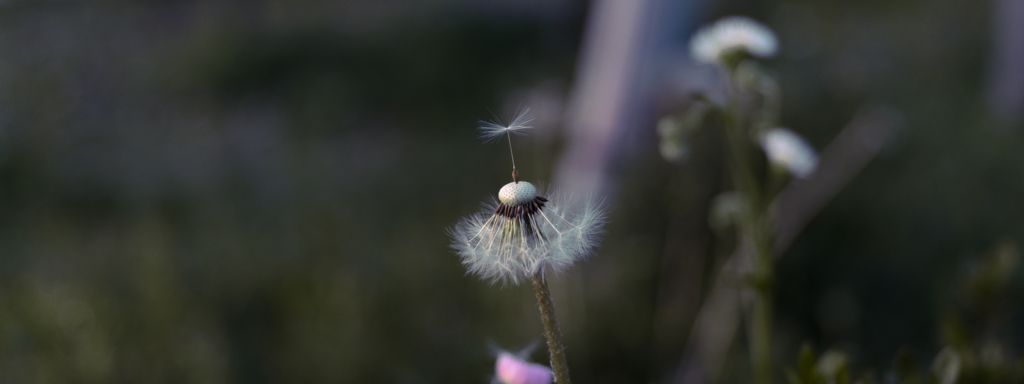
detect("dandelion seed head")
(449, 185), (607, 286)
(690, 16), (778, 65)
(479, 107), (535, 143)
(495, 352), (552, 384)
(760, 128), (818, 178)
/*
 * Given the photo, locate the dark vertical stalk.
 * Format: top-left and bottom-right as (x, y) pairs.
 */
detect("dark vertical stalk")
(532, 271), (571, 384)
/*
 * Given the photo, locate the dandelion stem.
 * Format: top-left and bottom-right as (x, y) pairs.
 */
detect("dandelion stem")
(532, 271), (571, 384)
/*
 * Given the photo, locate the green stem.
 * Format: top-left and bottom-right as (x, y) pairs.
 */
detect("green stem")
(721, 66), (776, 384)
(532, 271), (571, 384)
(748, 217), (775, 384)
(751, 277), (774, 384)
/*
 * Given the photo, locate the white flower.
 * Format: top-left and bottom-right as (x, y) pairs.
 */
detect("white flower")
(689, 16), (778, 65)
(760, 128), (818, 178)
(494, 352), (552, 384)
(479, 107), (535, 143)
(449, 181), (606, 285)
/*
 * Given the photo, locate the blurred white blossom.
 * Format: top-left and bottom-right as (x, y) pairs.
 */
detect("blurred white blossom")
(690, 16), (778, 65)
(760, 128), (818, 178)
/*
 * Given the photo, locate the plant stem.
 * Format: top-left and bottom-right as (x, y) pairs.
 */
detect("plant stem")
(750, 275), (774, 384)
(532, 271), (571, 384)
(721, 68), (776, 384)
(747, 218), (775, 384)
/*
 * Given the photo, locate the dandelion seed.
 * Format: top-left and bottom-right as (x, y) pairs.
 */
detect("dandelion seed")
(690, 16), (778, 65)
(494, 352), (552, 384)
(760, 127), (818, 178)
(479, 107), (535, 143)
(479, 107), (535, 182)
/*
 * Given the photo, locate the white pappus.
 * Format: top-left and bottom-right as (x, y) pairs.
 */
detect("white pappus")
(449, 182), (605, 285)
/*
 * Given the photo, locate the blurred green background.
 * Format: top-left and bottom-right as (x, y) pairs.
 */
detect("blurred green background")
(0, 0), (1022, 383)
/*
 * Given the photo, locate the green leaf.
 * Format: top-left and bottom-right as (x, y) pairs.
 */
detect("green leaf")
(929, 347), (961, 384)
(893, 348), (923, 384)
(798, 343), (820, 384)
(817, 349), (850, 384)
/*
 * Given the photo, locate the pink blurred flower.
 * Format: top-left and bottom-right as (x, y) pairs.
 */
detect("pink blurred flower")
(495, 353), (552, 384)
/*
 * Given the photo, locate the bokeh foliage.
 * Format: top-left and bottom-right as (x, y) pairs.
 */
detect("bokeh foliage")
(0, 0), (1021, 383)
